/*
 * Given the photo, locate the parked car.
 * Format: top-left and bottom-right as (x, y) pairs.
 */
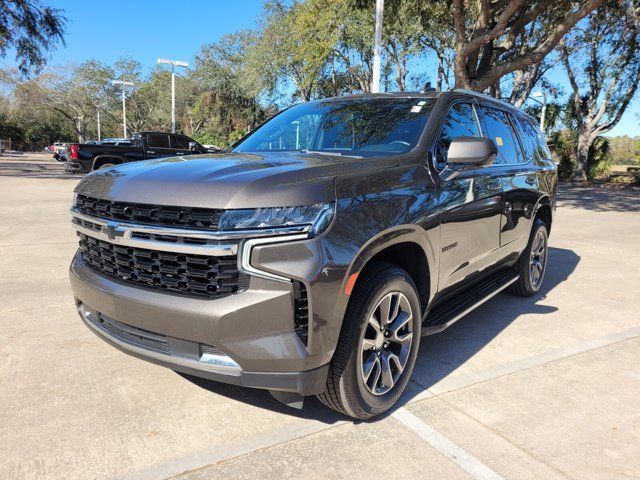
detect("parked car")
(63, 132), (216, 173)
(69, 90), (557, 419)
(51, 142), (68, 161)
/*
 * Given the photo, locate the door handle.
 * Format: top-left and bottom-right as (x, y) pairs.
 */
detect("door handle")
(487, 182), (501, 191)
(147, 150), (155, 154)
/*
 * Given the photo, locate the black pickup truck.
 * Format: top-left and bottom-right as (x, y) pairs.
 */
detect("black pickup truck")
(64, 131), (218, 173)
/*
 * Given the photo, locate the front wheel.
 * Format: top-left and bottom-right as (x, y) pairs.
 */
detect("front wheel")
(509, 218), (549, 297)
(317, 263), (421, 419)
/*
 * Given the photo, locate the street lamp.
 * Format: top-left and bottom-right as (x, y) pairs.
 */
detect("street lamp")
(157, 58), (189, 133)
(531, 91), (547, 132)
(371, 0), (384, 93)
(292, 121), (300, 149)
(111, 80), (135, 138)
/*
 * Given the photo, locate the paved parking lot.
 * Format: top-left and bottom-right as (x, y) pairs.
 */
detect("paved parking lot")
(1, 153), (639, 480)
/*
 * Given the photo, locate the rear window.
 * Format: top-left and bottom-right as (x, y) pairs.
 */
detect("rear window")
(477, 106), (524, 165)
(147, 134), (170, 148)
(516, 117), (552, 163)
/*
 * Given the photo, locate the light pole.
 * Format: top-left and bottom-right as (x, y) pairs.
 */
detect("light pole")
(292, 121), (300, 149)
(96, 108), (101, 141)
(157, 58), (189, 133)
(371, 0), (384, 93)
(532, 91), (548, 132)
(111, 80), (134, 138)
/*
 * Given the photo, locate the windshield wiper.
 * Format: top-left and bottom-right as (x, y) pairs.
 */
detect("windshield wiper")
(301, 149), (363, 159)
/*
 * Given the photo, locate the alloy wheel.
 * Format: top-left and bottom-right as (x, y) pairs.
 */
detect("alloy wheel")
(359, 291), (414, 396)
(529, 229), (547, 288)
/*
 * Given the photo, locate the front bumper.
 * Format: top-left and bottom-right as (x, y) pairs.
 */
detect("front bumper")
(69, 245), (331, 395)
(75, 300), (328, 394)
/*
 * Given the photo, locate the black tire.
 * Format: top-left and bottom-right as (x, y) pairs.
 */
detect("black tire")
(508, 218), (549, 297)
(317, 262), (421, 419)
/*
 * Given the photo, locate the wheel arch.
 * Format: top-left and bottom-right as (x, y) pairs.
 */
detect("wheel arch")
(92, 155), (124, 170)
(533, 195), (553, 234)
(341, 225), (437, 312)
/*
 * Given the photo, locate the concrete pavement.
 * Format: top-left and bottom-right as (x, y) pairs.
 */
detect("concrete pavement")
(1, 154), (639, 480)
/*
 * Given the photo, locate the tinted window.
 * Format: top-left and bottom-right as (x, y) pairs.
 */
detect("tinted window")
(147, 134), (170, 148)
(436, 102), (481, 168)
(516, 117), (551, 163)
(233, 98), (434, 157)
(171, 135), (191, 150)
(477, 106), (523, 165)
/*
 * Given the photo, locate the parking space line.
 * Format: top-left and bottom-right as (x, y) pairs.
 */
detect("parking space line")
(408, 325), (640, 402)
(392, 407), (505, 480)
(125, 327), (640, 480)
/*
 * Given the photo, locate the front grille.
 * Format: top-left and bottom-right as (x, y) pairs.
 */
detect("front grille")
(78, 233), (246, 298)
(98, 313), (170, 353)
(89, 310), (226, 359)
(75, 194), (223, 230)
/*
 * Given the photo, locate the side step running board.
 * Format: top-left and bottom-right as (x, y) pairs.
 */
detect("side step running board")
(422, 271), (519, 336)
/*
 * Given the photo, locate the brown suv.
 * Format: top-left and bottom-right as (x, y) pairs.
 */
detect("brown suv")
(69, 90), (557, 419)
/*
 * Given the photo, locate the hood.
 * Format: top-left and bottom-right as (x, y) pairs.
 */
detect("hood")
(75, 151), (394, 209)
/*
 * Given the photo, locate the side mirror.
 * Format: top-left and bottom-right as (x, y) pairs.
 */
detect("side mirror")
(447, 136), (497, 167)
(188, 141), (198, 152)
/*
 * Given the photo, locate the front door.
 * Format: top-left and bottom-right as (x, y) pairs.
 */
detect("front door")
(436, 101), (503, 291)
(145, 133), (174, 159)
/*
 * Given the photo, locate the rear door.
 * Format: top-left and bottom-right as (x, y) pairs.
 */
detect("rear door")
(144, 133), (173, 159)
(436, 100), (504, 291)
(476, 105), (539, 256)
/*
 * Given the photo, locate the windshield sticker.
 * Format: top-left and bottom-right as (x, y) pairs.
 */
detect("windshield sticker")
(417, 100), (427, 106)
(495, 136), (504, 146)
(411, 105), (423, 113)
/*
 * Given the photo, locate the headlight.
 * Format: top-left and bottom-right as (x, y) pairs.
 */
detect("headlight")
(219, 203), (334, 237)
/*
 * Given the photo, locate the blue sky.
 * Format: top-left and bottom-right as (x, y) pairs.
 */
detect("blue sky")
(2, 0), (638, 136)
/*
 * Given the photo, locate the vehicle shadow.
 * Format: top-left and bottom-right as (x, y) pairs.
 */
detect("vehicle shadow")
(0, 160), (79, 180)
(178, 246), (580, 424)
(557, 182), (640, 212)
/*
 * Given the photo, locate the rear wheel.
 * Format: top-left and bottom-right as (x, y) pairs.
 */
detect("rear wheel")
(317, 263), (421, 419)
(509, 218), (549, 297)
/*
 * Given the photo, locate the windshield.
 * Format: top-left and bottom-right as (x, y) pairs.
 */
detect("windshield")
(233, 98), (434, 157)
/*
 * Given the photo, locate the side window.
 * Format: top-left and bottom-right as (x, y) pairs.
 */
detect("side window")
(147, 134), (170, 148)
(477, 106), (523, 165)
(171, 135), (190, 150)
(436, 102), (481, 169)
(516, 117), (551, 163)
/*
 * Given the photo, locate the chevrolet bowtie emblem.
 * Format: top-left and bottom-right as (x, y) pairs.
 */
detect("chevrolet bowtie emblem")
(103, 221), (125, 241)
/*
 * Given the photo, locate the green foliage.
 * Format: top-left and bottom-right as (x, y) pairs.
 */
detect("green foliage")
(607, 136), (640, 165)
(550, 129), (613, 181)
(0, 0), (66, 75)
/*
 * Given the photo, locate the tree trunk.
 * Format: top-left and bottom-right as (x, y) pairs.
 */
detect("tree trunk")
(574, 132), (592, 181)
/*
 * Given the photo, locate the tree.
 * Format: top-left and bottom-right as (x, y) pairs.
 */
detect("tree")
(560, 0), (640, 180)
(189, 34), (270, 145)
(0, 0), (66, 75)
(36, 61), (116, 142)
(450, 0), (604, 92)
